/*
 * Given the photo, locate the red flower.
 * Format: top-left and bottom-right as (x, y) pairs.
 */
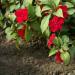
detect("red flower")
(47, 33), (56, 48)
(55, 51), (63, 63)
(17, 25), (26, 39)
(49, 16), (64, 32)
(15, 8), (28, 23)
(58, 5), (68, 19)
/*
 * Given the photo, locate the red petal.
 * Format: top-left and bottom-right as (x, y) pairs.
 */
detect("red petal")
(17, 29), (24, 39)
(15, 9), (23, 17)
(55, 51), (63, 63)
(16, 17), (23, 23)
(17, 25), (26, 39)
(47, 34), (56, 47)
(23, 8), (28, 21)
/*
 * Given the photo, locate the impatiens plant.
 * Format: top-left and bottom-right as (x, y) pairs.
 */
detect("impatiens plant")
(0, 0), (75, 65)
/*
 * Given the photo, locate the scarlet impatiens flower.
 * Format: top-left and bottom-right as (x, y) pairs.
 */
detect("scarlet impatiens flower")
(15, 8), (28, 23)
(58, 5), (68, 19)
(47, 33), (56, 48)
(55, 51), (63, 63)
(49, 16), (64, 32)
(17, 25), (26, 39)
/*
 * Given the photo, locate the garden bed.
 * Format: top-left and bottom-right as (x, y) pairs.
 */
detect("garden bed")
(0, 39), (75, 75)
(0, 0), (75, 74)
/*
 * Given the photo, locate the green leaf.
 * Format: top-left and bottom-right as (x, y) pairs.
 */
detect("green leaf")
(73, 40), (75, 46)
(28, 5), (35, 18)
(9, 5), (15, 12)
(21, 0), (32, 7)
(61, 52), (70, 65)
(53, 0), (60, 7)
(0, 21), (3, 27)
(40, 15), (51, 33)
(72, 0), (75, 3)
(42, 6), (51, 12)
(0, 13), (3, 20)
(68, 9), (75, 15)
(58, 37), (63, 46)
(26, 0), (33, 5)
(17, 25), (23, 30)
(6, 33), (17, 40)
(31, 21), (41, 32)
(49, 48), (57, 57)
(9, 13), (16, 21)
(45, 27), (50, 37)
(25, 27), (32, 42)
(5, 27), (17, 40)
(62, 43), (69, 51)
(64, 2), (74, 8)
(5, 27), (12, 34)
(39, 0), (55, 6)
(15, 3), (20, 10)
(62, 35), (69, 44)
(9, 0), (14, 3)
(1, 0), (6, 4)
(35, 5), (42, 17)
(53, 8), (63, 17)
(53, 37), (61, 47)
(39, 0), (49, 4)
(69, 46), (75, 59)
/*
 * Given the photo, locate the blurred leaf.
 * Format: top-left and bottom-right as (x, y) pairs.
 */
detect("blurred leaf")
(35, 5), (42, 17)
(62, 35), (69, 44)
(53, 0), (60, 7)
(68, 9), (75, 15)
(9, 13), (16, 21)
(0, 13), (3, 27)
(28, 5), (35, 18)
(42, 6), (51, 12)
(9, 0), (14, 3)
(64, 2), (74, 8)
(31, 21), (41, 32)
(17, 25), (23, 30)
(69, 46), (75, 59)
(5, 27), (17, 40)
(6, 33), (17, 40)
(61, 52), (70, 65)
(15, 3), (20, 10)
(5, 27), (12, 34)
(53, 37), (61, 47)
(62, 43), (69, 51)
(25, 27), (32, 42)
(0, 13), (4, 20)
(21, 0), (32, 7)
(61, 26), (69, 35)
(39, 0), (49, 4)
(9, 5), (16, 12)
(15, 37), (21, 50)
(49, 48), (57, 57)
(1, 0), (6, 4)
(53, 8), (63, 17)
(71, 0), (75, 3)
(58, 37), (63, 46)
(25, 0), (33, 5)
(40, 15), (51, 33)
(45, 27), (50, 37)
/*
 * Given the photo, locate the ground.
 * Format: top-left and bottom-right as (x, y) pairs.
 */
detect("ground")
(0, 37), (75, 75)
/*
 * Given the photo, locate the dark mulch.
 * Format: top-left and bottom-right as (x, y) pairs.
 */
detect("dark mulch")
(0, 29), (75, 75)
(0, 39), (75, 75)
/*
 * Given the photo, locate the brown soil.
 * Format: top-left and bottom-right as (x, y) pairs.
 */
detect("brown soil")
(0, 38), (75, 75)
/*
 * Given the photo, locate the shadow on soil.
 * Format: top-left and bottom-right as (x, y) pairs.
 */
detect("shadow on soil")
(0, 44), (75, 75)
